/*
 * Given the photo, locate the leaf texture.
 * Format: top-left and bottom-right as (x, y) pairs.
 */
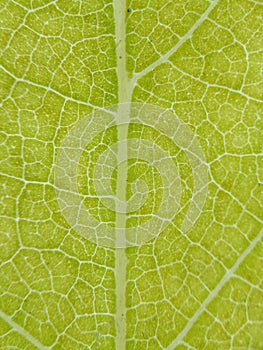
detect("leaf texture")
(0, 0), (263, 349)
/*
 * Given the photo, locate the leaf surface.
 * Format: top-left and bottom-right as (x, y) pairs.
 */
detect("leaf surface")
(0, 0), (263, 349)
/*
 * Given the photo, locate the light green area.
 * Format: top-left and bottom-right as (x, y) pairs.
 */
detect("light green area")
(0, 0), (263, 349)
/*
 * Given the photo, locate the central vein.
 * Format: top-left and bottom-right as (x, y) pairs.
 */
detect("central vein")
(113, 0), (133, 349)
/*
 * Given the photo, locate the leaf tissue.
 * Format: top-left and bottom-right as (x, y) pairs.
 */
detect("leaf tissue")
(0, 0), (263, 349)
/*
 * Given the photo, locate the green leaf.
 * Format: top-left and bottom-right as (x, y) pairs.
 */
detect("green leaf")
(0, 0), (263, 349)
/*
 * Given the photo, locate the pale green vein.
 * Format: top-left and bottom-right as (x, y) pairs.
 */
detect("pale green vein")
(171, 63), (263, 104)
(112, 0), (130, 349)
(0, 310), (50, 350)
(131, 0), (220, 85)
(166, 227), (263, 350)
(0, 64), (93, 108)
